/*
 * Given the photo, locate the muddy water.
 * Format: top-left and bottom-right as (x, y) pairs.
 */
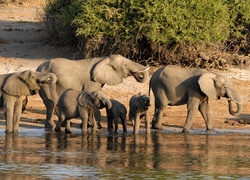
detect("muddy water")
(0, 128), (250, 179)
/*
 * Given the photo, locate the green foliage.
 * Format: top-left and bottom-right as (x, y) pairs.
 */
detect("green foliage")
(43, 0), (81, 45)
(226, 0), (250, 37)
(44, 0), (250, 65)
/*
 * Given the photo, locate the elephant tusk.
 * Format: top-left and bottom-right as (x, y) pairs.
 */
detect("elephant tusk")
(44, 77), (53, 83)
(132, 66), (150, 77)
(144, 65), (150, 71)
(139, 65), (150, 72)
(132, 65), (150, 74)
(228, 98), (242, 104)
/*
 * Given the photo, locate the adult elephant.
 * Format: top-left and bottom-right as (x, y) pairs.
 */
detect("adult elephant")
(149, 65), (242, 133)
(0, 70), (57, 133)
(36, 54), (150, 130)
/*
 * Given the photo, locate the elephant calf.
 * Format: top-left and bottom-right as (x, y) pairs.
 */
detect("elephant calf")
(129, 93), (151, 134)
(106, 98), (127, 133)
(55, 89), (112, 134)
(0, 70), (57, 133)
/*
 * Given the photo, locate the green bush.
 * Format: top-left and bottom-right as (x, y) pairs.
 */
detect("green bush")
(43, 0), (81, 45)
(44, 0), (250, 66)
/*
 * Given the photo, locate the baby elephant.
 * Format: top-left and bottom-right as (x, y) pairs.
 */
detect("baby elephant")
(129, 93), (151, 134)
(55, 89), (112, 134)
(106, 98), (127, 133)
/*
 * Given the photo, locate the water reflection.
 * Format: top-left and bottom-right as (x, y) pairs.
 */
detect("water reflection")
(0, 129), (250, 179)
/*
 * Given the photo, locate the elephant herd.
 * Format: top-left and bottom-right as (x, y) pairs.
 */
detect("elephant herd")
(0, 54), (242, 134)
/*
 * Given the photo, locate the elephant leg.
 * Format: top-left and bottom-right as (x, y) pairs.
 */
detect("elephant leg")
(4, 95), (15, 133)
(145, 111), (150, 134)
(182, 97), (200, 133)
(107, 115), (114, 132)
(65, 120), (72, 134)
(130, 117), (135, 127)
(199, 99), (213, 131)
(120, 115), (127, 133)
(151, 103), (164, 130)
(4, 105), (14, 133)
(97, 121), (102, 129)
(13, 97), (25, 133)
(55, 114), (65, 132)
(151, 90), (167, 130)
(133, 113), (141, 134)
(94, 108), (102, 129)
(96, 115), (102, 129)
(39, 88), (57, 130)
(114, 117), (119, 133)
(92, 114), (97, 132)
(80, 110), (89, 134)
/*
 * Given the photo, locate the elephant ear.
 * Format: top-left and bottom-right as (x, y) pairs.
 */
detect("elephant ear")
(3, 72), (31, 96)
(77, 91), (94, 109)
(92, 55), (124, 85)
(198, 73), (218, 100)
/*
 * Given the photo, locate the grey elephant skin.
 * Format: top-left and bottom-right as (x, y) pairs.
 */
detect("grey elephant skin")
(55, 89), (112, 134)
(129, 93), (151, 134)
(36, 54), (150, 130)
(0, 70), (57, 133)
(149, 65), (242, 133)
(106, 98), (127, 133)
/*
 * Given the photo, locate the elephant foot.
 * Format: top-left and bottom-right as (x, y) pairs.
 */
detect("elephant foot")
(45, 121), (56, 130)
(61, 120), (70, 127)
(55, 127), (61, 132)
(13, 130), (18, 134)
(5, 130), (12, 134)
(108, 128), (114, 132)
(65, 129), (72, 134)
(206, 128), (216, 134)
(151, 121), (163, 130)
(97, 124), (102, 129)
(181, 128), (190, 133)
(206, 128), (215, 132)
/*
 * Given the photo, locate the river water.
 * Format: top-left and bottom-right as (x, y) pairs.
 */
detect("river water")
(0, 128), (250, 179)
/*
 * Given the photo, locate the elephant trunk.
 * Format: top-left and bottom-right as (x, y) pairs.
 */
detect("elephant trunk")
(228, 100), (242, 116)
(131, 65), (150, 83)
(40, 73), (57, 84)
(102, 98), (112, 110)
(106, 99), (112, 109)
(227, 88), (242, 116)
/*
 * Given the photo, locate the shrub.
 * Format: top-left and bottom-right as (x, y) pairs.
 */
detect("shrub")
(43, 0), (81, 46)
(44, 0), (250, 67)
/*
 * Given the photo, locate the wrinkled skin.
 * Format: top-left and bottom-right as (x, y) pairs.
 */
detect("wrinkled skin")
(0, 70), (57, 133)
(37, 54), (149, 130)
(55, 89), (112, 134)
(106, 98), (127, 133)
(129, 93), (151, 134)
(149, 65), (242, 133)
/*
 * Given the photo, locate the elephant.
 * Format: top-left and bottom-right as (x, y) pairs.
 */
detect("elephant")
(129, 93), (151, 134)
(55, 89), (112, 134)
(36, 54), (150, 130)
(106, 98), (127, 133)
(149, 65), (242, 133)
(0, 70), (57, 133)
